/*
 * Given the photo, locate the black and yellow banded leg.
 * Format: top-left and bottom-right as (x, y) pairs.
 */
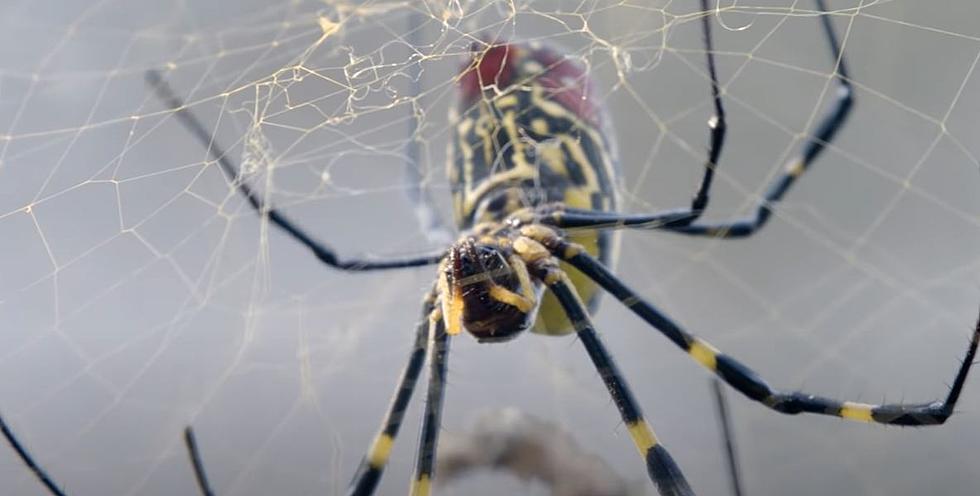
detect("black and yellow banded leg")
(533, 0), (851, 239)
(512, 0), (724, 236)
(410, 318), (451, 496)
(347, 299), (436, 496)
(144, 71), (447, 272)
(559, 245), (980, 426)
(554, 0), (725, 231)
(537, 206), (698, 231)
(544, 271), (694, 496)
(666, 0), (852, 239)
(546, 0), (726, 230)
(679, 0), (726, 224)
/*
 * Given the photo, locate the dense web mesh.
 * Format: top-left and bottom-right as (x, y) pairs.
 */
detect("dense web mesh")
(1, 1), (979, 495)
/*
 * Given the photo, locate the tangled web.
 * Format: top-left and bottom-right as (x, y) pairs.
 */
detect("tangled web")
(1, 1), (979, 495)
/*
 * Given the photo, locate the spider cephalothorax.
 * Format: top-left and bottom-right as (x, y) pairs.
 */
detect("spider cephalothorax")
(440, 225), (542, 342)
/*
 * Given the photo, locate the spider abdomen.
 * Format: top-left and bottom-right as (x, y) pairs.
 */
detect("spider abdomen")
(449, 40), (620, 335)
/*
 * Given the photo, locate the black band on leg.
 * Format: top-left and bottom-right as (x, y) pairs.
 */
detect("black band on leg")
(183, 427), (216, 496)
(410, 318), (451, 496)
(348, 298), (436, 496)
(529, 1), (852, 241)
(545, 272), (695, 496)
(553, 246), (980, 427)
(667, 0), (853, 239)
(1, 413), (66, 496)
(647, 444), (695, 496)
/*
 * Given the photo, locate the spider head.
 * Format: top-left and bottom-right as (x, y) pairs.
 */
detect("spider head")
(441, 238), (540, 343)
(457, 38), (602, 125)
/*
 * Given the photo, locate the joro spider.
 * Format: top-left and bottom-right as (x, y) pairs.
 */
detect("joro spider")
(3, 1), (978, 495)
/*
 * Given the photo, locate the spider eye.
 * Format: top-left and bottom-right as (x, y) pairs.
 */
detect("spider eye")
(479, 247), (508, 273)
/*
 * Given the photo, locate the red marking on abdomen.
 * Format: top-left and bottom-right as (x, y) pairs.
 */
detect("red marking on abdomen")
(458, 38), (602, 126)
(458, 42), (516, 105)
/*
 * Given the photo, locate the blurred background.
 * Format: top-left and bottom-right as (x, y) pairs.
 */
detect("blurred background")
(1, 0), (979, 494)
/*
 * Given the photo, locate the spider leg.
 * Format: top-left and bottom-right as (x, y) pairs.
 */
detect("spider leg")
(529, 205), (697, 230)
(667, 0), (852, 238)
(535, 0), (851, 239)
(1, 412), (66, 496)
(711, 379), (744, 496)
(684, 0), (726, 222)
(544, 235), (980, 426)
(410, 315), (451, 496)
(144, 71), (447, 271)
(517, 0), (723, 233)
(348, 295), (437, 496)
(2, 414), (219, 496)
(538, 268), (694, 496)
(184, 426), (216, 496)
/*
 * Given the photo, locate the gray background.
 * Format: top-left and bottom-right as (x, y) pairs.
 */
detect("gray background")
(1, 0), (979, 495)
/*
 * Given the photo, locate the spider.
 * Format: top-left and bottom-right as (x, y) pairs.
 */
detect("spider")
(3, 1), (978, 495)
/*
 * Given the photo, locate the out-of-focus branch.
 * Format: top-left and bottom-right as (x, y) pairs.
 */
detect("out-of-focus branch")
(436, 408), (643, 496)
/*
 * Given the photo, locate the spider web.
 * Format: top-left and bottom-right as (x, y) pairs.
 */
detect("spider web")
(1, 1), (979, 495)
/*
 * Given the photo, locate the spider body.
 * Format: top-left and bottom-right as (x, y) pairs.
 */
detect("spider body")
(451, 40), (620, 335)
(440, 223), (543, 342)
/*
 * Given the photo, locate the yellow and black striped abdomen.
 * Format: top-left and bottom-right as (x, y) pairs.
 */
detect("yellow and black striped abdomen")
(449, 42), (619, 334)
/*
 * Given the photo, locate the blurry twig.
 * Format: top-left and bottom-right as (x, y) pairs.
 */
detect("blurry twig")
(436, 408), (643, 496)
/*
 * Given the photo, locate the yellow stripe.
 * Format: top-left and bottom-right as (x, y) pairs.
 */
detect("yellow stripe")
(445, 293), (463, 336)
(513, 236), (550, 262)
(519, 224), (557, 242)
(839, 402), (874, 422)
(456, 115), (474, 136)
(626, 420), (658, 453)
(689, 338), (719, 370)
(409, 475), (431, 496)
(474, 107), (494, 183)
(530, 85), (615, 195)
(488, 285), (534, 312)
(785, 159), (805, 177)
(438, 272), (463, 336)
(495, 93), (519, 108)
(508, 255), (536, 302)
(367, 433), (394, 467)
(562, 243), (584, 259)
(559, 135), (600, 191)
(537, 140), (570, 177)
(461, 167), (536, 219)
(502, 110), (532, 170)
(562, 188), (592, 213)
(531, 117), (549, 134)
